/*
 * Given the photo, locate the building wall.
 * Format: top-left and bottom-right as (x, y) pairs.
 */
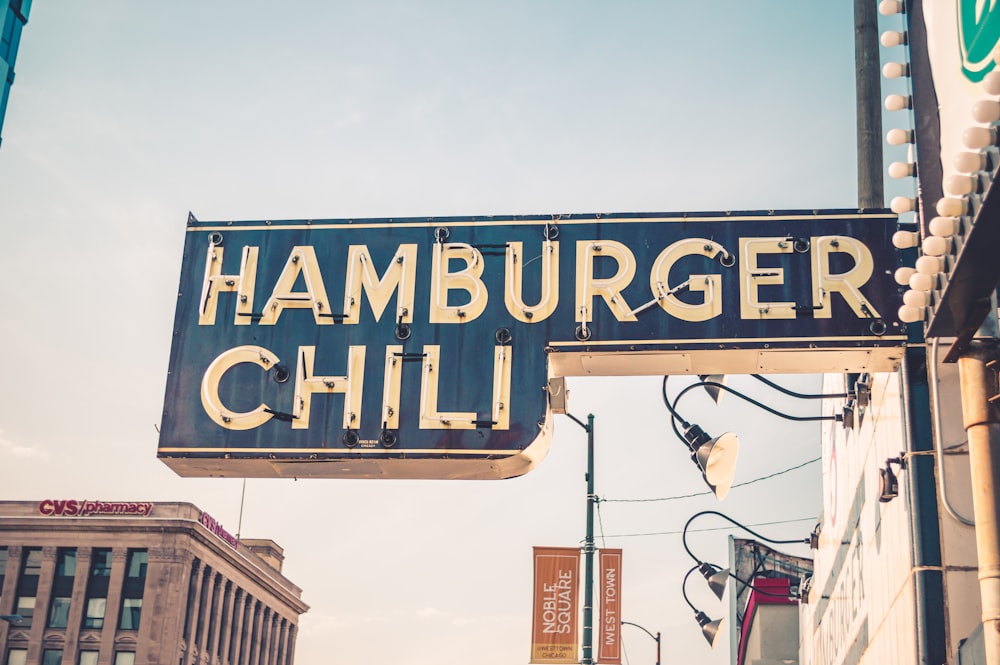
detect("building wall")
(799, 372), (917, 665)
(0, 501), (308, 665)
(0, 0), (30, 148)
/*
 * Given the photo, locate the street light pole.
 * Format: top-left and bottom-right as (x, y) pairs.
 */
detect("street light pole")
(621, 621), (661, 665)
(566, 412), (595, 665)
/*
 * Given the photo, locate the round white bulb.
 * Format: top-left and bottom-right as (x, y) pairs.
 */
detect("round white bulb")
(891, 196), (915, 213)
(986, 71), (1000, 96)
(885, 95), (911, 111)
(882, 62), (909, 79)
(909, 272), (936, 291)
(887, 128), (914, 145)
(929, 216), (960, 237)
(894, 267), (916, 285)
(936, 197), (968, 217)
(880, 31), (906, 47)
(879, 0), (903, 15)
(892, 230), (919, 249)
(963, 126), (996, 149)
(945, 174), (977, 196)
(898, 305), (924, 324)
(922, 236), (951, 256)
(972, 99), (1000, 123)
(954, 151), (987, 173)
(889, 161), (915, 178)
(916, 255), (945, 275)
(903, 289), (931, 307)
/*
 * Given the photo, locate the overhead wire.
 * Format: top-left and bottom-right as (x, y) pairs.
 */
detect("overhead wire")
(601, 456), (820, 503)
(599, 515), (816, 540)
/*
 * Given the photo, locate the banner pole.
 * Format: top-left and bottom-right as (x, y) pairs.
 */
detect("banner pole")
(583, 413), (595, 665)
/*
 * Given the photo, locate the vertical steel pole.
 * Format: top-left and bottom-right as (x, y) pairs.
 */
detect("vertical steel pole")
(582, 413), (595, 665)
(854, 0), (883, 208)
(655, 631), (661, 665)
(959, 343), (1000, 665)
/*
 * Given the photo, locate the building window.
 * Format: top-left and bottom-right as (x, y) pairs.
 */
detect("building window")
(21, 548), (41, 576)
(90, 549), (113, 577)
(5, 649), (26, 665)
(48, 596), (71, 628)
(113, 653), (135, 665)
(56, 549), (77, 577)
(118, 597), (142, 630)
(77, 652), (98, 665)
(125, 550), (147, 578)
(41, 651), (62, 665)
(14, 595), (34, 627)
(82, 597), (106, 629)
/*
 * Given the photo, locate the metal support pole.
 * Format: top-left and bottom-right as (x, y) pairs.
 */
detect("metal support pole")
(565, 411), (596, 664)
(583, 413), (595, 665)
(854, 0), (883, 208)
(621, 621), (660, 665)
(958, 341), (1000, 665)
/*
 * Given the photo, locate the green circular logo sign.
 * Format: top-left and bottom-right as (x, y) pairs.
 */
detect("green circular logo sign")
(959, 0), (1000, 82)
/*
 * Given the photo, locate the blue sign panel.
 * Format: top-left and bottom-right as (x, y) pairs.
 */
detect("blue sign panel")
(158, 210), (905, 479)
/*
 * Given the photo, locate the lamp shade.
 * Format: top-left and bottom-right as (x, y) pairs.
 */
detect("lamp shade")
(694, 431), (739, 500)
(699, 562), (730, 600)
(695, 611), (724, 647)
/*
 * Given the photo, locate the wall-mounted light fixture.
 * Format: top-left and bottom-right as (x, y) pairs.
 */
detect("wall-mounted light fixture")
(879, 453), (907, 503)
(682, 510), (809, 597)
(682, 565), (724, 648)
(662, 376), (852, 499)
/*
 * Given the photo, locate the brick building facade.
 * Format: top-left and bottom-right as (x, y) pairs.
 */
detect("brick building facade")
(0, 501), (308, 665)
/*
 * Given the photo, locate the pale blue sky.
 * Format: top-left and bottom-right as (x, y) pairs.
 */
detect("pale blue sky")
(0, 3), (909, 664)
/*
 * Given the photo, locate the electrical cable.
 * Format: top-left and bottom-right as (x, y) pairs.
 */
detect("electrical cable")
(601, 456), (820, 503)
(750, 374), (851, 399)
(600, 516), (816, 539)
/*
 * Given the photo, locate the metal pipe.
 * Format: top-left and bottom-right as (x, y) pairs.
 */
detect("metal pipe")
(900, 345), (948, 664)
(854, 0), (884, 208)
(958, 342), (1000, 665)
(928, 337), (976, 525)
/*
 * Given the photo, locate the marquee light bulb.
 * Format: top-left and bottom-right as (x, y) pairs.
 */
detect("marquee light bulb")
(894, 267), (916, 286)
(954, 151), (987, 174)
(889, 161), (915, 178)
(945, 174), (978, 196)
(963, 126), (997, 149)
(909, 272), (936, 292)
(903, 289), (931, 307)
(887, 128), (914, 146)
(892, 230), (919, 249)
(891, 196), (915, 213)
(936, 197), (968, 217)
(882, 62), (909, 79)
(916, 255), (945, 275)
(880, 31), (906, 47)
(878, 0), (903, 15)
(922, 236), (951, 257)
(929, 216), (960, 237)
(972, 99), (1000, 124)
(986, 71), (1000, 96)
(885, 95), (912, 111)
(898, 305), (925, 324)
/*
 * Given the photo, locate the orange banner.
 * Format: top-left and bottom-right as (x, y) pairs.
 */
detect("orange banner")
(597, 549), (623, 664)
(530, 547), (580, 664)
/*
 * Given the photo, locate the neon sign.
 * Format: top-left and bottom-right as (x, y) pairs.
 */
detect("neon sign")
(158, 210), (905, 479)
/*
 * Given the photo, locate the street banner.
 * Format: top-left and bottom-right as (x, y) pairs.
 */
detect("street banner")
(598, 549), (623, 664)
(531, 547), (580, 663)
